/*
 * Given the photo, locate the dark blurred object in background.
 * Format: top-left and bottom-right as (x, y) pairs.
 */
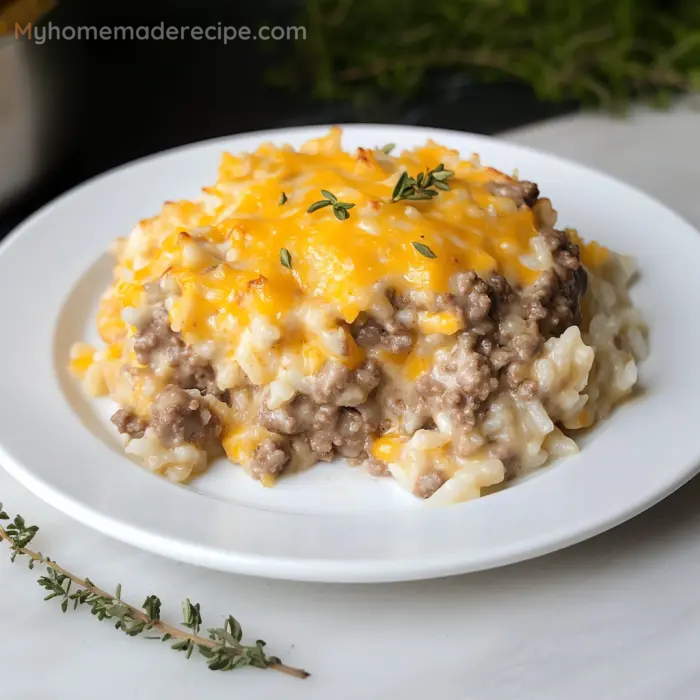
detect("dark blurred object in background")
(0, 0), (579, 237)
(0, 0), (79, 211)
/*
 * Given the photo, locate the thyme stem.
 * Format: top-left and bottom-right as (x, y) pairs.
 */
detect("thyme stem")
(0, 509), (309, 680)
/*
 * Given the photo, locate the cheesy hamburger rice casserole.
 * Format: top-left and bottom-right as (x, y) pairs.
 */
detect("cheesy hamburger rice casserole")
(70, 128), (648, 504)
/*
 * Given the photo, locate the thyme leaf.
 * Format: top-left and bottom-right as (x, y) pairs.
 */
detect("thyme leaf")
(308, 190), (355, 220)
(280, 248), (293, 269)
(412, 241), (437, 258)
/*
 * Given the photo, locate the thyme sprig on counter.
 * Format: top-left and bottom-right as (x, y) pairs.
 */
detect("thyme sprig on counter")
(0, 502), (309, 679)
(392, 163), (454, 202)
(308, 189), (356, 220)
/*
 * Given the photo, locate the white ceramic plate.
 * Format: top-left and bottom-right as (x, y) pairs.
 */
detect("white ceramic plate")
(1, 124), (699, 583)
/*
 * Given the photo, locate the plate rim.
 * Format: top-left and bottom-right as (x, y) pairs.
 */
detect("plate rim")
(1, 438), (697, 582)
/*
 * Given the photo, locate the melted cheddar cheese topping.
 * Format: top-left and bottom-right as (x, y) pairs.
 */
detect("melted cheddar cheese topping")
(91, 127), (606, 376)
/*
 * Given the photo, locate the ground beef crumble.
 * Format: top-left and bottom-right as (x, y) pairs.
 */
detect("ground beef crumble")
(487, 180), (540, 208)
(259, 390), (379, 467)
(413, 471), (446, 499)
(133, 304), (229, 403)
(351, 317), (413, 353)
(133, 305), (180, 365)
(311, 359), (382, 406)
(365, 457), (391, 477)
(110, 409), (147, 439)
(251, 437), (291, 480)
(150, 385), (222, 450)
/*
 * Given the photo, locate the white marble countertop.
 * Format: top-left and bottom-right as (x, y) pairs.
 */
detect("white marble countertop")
(3, 103), (700, 699)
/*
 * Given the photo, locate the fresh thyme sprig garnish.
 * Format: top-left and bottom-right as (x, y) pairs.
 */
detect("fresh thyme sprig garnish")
(307, 189), (356, 220)
(380, 143), (396, 154)
(0, 502), (309, 679)
(391, 164), (454, 202)
(412, 242), (437, 259)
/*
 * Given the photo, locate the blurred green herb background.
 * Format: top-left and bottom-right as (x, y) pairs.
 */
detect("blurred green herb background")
(270, 0), (700, 110)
